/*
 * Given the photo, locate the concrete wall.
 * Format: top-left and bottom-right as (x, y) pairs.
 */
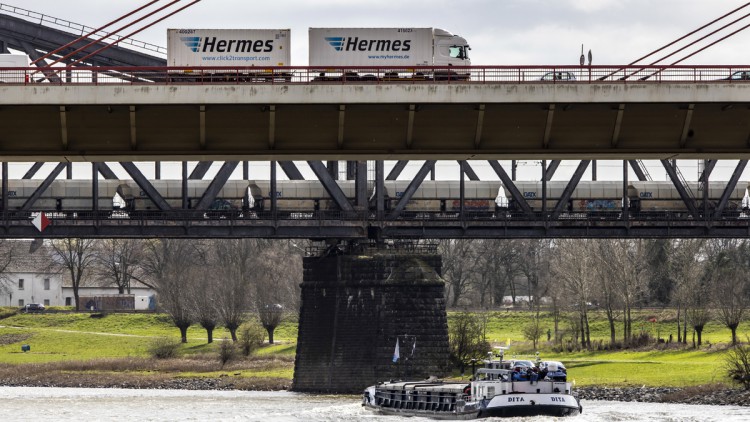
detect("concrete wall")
(0, 272), (63, 307)
(293, 250), (449, 393)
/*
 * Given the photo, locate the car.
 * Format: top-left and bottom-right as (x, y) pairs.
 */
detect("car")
(725, 71), (750, 81)
(540, 71), (576, 81)
(539, 360), (567, 381)
(22, 303), (45, 313)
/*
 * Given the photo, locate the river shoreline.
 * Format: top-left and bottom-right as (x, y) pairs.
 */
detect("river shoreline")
(1, 374), (748, 406)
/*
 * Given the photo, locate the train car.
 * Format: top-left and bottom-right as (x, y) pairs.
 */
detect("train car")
(4, 178), (748, 221)
(5, 179), (122, 218)
(503, 181), (749, 219)
(631, 181), (748, 218)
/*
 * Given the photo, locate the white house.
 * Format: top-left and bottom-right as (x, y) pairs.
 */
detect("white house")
(0, 244), (63, 308)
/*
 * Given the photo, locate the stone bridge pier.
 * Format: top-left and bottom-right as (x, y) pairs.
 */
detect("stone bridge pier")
(292, 245), (450, 393)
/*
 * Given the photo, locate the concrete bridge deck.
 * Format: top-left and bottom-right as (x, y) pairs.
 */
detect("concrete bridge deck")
(0, 65), (748, 162)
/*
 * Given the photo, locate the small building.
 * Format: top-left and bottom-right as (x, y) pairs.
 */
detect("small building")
(63, 287), (157, 311)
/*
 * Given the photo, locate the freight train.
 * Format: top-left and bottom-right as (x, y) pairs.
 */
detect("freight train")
(1, 179), (748, 220)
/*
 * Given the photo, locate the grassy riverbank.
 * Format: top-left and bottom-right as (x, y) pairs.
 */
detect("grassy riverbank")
(0, 308), (746, 390)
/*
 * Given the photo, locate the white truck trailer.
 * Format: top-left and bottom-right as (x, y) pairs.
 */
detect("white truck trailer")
(0, 54), (29, 83)
(166, 29), (291, 81)
(309, 27), (471, 81)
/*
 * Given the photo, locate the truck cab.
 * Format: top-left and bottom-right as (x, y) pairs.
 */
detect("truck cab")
(432, 28), (471, 66)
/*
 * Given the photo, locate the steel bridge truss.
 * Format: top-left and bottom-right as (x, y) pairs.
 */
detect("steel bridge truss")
(2, 159), (750, 239)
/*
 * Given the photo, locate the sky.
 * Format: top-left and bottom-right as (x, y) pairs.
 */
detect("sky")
(10, 0), (750, 65)
(4, 0), (750, 181)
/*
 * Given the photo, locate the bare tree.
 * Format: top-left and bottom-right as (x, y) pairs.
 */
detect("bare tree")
(0, 240), (19, 296)
(517, 239), (552, 310)
(49, 239), (98, 310)
(597, 239), (650, 344)
(187, 261), (221, 344)
(472, 240), (503, 307)
(551, 239), (597, 348)
(212, 239), (260, 341)
(668, 239), (706, 344)
(497, 242), (523, 306)
(254, 241), (302, 343)
(440, 239), (478, 307)
(708, 240), (750, 345)
(94, 239), (144, 293)
(142, 239), (197, 343)
(593, 241), (622, 345)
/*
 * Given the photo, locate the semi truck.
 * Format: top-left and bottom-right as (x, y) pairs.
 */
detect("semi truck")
(165, 27), (471, 82)
(166, 29), (292, 81)
(309, 27), (471, 81)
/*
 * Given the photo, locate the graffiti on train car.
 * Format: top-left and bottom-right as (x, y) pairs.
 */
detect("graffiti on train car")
(450, 199), (491, 211)
(577, 199), (618, 210)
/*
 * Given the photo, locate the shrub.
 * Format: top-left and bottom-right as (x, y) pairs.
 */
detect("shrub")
(238, 320), (266, 357)
(147, 337), (181, 359)
(725, 341), (750, 390)
(448, 311), (491, 374)
(218, 337), (235, 367)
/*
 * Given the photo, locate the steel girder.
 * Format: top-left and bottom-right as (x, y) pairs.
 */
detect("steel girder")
(0, 12), (166, 67)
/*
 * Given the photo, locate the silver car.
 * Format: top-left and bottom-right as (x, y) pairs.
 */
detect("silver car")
(541, 71), (576, 81)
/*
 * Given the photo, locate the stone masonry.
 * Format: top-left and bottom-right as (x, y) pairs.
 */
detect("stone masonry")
(292, 248), (450, 393)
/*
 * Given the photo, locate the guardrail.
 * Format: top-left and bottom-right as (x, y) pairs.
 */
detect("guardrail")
(1, 65), (749, 85)
(2, 209), (749, 223)
(0, 3), (167, 55)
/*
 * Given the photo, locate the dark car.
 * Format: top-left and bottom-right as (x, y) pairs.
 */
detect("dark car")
(23, 303), (45, 313)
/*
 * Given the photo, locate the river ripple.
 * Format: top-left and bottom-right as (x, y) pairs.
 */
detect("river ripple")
(0, 387), (748, 422)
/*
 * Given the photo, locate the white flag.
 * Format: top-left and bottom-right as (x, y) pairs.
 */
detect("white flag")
(392, 338), (400, 363)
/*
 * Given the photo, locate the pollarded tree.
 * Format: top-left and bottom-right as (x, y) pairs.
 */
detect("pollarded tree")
(211, 238), (262, 341)
(142, 239), (198, 343)
(187, 262), (221, 344)
(707, 240), (750, 345)
(254, 241), (302, 344)
(668, 239), (706, 344)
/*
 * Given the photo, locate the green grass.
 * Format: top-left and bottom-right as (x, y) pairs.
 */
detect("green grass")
(0, 310), (747, 388)
(0, 328), (149, 363)
(450, 309), (748, 387)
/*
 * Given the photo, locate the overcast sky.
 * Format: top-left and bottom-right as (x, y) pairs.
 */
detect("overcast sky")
(5, 0), (750, 181)
(11, 0), (750, 65)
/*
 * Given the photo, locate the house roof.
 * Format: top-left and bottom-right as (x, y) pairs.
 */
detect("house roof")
(1, 241), (61, 274)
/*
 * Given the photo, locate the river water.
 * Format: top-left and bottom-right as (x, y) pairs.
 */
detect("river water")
(1, 387), (748, 422)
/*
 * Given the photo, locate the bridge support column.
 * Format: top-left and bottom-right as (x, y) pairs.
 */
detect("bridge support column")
(292, 246), (449, 393)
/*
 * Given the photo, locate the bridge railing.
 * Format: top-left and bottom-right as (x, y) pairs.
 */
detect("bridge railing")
(1, 65), (748, 85)
(3, 208), (750, 224)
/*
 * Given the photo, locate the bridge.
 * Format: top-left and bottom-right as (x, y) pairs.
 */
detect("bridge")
(5, 3), (750, 394)
(1, 66), (749, 239)
(0, 65), (749, 161)
(2, 6), (750, 240)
